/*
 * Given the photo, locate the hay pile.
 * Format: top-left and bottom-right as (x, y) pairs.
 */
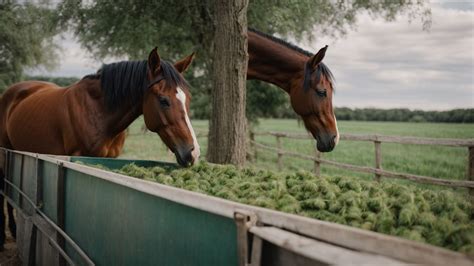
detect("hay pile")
(99, 162), (473, 253)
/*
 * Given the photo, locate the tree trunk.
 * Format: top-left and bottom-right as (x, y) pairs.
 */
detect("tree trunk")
(207, 0), (249, 167)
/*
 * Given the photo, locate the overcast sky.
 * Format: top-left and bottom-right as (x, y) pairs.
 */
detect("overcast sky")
(29, 1), (473, 110)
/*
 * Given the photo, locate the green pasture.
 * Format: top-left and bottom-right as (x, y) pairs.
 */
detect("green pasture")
(121, 118), (474, 192)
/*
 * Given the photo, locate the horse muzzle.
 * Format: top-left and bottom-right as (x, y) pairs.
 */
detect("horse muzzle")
(175, 145), (195, 167)
(316, 133), (338, 152)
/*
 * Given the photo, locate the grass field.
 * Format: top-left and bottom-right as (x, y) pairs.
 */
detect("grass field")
(121, 118), (474, 192)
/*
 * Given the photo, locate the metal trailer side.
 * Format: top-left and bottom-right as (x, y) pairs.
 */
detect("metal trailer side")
(1, 148), (473, 266)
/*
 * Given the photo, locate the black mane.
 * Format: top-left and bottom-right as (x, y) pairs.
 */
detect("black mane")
(83, 60), (188, 110)
(249, 28), (335, 91)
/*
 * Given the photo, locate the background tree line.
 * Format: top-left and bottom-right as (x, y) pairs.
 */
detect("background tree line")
(23, 75), (473, 124)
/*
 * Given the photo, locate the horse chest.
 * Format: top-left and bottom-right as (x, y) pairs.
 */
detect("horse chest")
(87, 132), (127, 158)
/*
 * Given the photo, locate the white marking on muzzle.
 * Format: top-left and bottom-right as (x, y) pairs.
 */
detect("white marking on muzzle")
(334, 114), (340, 145)
(176, 87), (200, 161)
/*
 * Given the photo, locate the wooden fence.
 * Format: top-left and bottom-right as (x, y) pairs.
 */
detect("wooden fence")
(248, 131), (474, 194)
(140, 129), (473, 194)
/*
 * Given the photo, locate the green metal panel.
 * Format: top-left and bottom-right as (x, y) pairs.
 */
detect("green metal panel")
(63, 165), (238, 266)
(20, 156), (37, 215)
(10, 153), (23, 204)
(70, 157), (178, 170)
(41, 160), (59, 223)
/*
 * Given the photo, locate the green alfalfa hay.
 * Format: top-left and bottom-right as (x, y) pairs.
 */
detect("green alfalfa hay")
(253, 196), (277, 209)
(117, 163), (153, 180)
(361, 221), (374, 230)
(155, 174), (174, 185)
(367, 197), (384, 212)
(417, 212), (437, 228)
(215, 187), (239, 202)
(95, 162), (473, 253)
(338, 191), (360, 207)
(375, 208), (396, 234)
(395, 227), (426, 243)
(300, 198), (326, 210)
(362, 211), (377, 224)
(398, 203), (418, 226)
(337, 178), (362, 192)
(445, 225), (474, 252)
(277, 194), (301, 213)
(327, 199), (343, 213)
(345, 206), (363, 222)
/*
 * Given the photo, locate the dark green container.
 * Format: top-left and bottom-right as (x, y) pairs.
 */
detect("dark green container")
(64, 157), (238, 266)
(7, 154), (238, 266)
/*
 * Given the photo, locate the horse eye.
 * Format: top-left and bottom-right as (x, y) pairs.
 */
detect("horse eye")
(316, 90), (327, 97)
(158, 96), (170, 108)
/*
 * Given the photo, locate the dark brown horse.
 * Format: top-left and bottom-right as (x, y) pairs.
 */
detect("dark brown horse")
(248, 29), (339, 152)
(0, 48), (200, 248)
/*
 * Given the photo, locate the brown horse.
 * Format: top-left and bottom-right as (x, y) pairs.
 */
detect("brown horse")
(0, 48), (200, 248)
(248, 29), (339, 152)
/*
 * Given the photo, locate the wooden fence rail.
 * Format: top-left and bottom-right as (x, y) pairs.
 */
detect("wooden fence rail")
(137, 129), (474, 192)
(250, 131), (474, 193)
(253, 131), (474, 147)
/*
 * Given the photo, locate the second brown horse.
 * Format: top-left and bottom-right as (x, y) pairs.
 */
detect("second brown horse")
(248, 29), (339, 152)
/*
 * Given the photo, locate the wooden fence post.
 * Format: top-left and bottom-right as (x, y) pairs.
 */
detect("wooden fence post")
(374, 141), (382, 181)
(250, 132), (256, 161)
(314, 149), (321, 177)
(276, 136), (283, 171)
(469, 146), (474, 203)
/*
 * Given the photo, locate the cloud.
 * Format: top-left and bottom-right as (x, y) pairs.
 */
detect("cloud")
(299, 4), (473, 110)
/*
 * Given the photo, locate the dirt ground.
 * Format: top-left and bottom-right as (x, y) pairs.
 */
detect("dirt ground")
(0, 233), (19, 266)
(0, 203), (21, 266)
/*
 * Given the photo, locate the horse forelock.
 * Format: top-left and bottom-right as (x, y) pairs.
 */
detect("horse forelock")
(302, 62), (335, 93)
(96, 59), (189, 111)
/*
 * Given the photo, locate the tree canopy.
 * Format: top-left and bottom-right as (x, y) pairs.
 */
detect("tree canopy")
(58, 0), (431, 60)
(0, 1), (59, 92)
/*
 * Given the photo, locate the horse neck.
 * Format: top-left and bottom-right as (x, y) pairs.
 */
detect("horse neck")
(247, 31), (308, 93)
(71, 79), (142, 137)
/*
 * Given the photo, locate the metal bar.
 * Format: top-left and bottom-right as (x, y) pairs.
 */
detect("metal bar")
(1, 179), (94, 266)
(19, 154), (24, 209)
(36, 157), (43, 209)
(6, 197), (76, 266)
(25, 218), (37, 266)
(5, 150), (11, 196)
(57, 163), (66, 266)
(33, 219), (76, 266)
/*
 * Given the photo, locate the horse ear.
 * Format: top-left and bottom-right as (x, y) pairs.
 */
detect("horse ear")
(309, 45), (328, 69)
(174, 52), (195, 73)
(148, 47), (161, 74)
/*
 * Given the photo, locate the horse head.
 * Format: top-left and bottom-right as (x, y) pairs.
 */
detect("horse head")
(290, 46), (339, 152)
(142, 48), (200, 166)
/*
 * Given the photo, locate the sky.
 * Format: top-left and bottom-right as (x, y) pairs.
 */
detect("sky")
(29, 1), (474, 110)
